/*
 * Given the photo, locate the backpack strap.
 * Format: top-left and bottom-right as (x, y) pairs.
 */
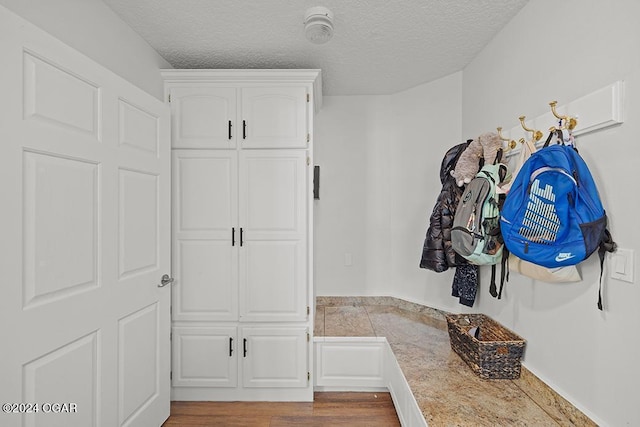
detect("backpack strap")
(493, 148), (503, 165)
(489, 247), (510, 300)
(489, 265), (498, 298)
(497, 163), (507, 183)
(597, 229), (617, 310)
(543, 129), (564, 148)
(497, 246), (510, 299)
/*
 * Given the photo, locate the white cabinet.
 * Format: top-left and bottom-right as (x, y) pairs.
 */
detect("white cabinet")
(240, 87), (308, 149)
(172, 149), (307, 322)
(172, 326), (308, 390)
(169, 85), (309, 149)
(172, 326), (238, 388)
(172, 150), (238, 322)
(164, 70), (319, 402)
(239, 150), (308, 322)
(242, 327), (308, 388)
(170, 87), (236, 149)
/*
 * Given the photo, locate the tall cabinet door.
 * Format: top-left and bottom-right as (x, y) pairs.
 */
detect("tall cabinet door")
(173, 150), (239, 321)
(170, 87), (237, 149)
(241, 87), (308, 148)
(239, 150), (308, 322)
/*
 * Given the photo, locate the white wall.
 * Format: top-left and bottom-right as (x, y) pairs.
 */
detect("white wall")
(0, 0), (171, 99)
(314, 72), (463, 298)
(462, 1), (640, 426)
(314, 96), (373, 295)
(386, 73), (463, 303)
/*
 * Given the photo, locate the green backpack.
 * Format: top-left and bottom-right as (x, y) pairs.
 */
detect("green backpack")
(451, 163), (507, 266)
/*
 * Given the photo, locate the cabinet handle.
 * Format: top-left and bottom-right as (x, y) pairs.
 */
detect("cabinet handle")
(243, 338), (247, 357)
(228, 120), (232, 140)
(232, 227), (235, 246)
(240, 228), (244, 246)
(242, 120), (247, 140)
(229, 337), (234, 357)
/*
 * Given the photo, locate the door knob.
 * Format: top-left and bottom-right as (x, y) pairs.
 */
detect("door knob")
(158, 274), (174, 287)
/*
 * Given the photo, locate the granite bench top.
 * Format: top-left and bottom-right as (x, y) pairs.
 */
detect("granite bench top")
(315, 297), (594, 427)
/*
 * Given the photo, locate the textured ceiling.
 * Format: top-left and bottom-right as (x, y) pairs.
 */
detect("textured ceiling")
(102, 0), (528, 95)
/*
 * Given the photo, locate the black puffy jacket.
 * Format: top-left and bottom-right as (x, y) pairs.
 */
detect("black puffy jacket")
(419, 141), (470, 272)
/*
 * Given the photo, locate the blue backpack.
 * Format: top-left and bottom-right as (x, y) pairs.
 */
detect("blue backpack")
(500, 141), (615, 309)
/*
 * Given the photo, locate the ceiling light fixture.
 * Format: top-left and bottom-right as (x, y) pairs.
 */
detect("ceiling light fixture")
(304, 6), (334, 44)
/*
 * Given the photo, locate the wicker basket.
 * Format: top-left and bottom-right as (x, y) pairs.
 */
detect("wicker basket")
(446, 313), (525, 379)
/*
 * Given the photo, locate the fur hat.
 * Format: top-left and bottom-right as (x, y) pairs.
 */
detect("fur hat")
(450, 138), (482, 187)
(478, 132), (503, 166)
(450, 132), (505, 187)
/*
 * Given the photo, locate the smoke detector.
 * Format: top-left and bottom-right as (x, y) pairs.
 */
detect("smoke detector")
(304, 6), (334, 44)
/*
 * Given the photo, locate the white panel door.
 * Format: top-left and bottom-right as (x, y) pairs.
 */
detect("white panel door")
(170, 87), (237, 149)
(0, 8), (170, 427)
(172, 150), (239, 321)
(242, 327), (308, 388)
(241, 87), (308, 148)
(239, 150), (307, 322)
(172, 326), (238, 388)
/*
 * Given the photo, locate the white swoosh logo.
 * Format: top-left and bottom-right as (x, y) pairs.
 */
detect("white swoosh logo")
(555, 253), (576, 262)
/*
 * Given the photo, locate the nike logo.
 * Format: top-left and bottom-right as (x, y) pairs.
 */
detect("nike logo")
(555, 253), (576, 262)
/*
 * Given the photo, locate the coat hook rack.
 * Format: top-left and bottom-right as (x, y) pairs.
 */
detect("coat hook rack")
(549, 101), (578, 130)
(496, 127), (517, 150)
(519, 116), (543, 142)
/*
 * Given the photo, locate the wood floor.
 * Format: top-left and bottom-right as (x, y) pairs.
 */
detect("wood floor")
(162, 392), (401, 426)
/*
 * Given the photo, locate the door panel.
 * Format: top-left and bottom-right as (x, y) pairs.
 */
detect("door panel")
(23, 332), (98, 427)
(173, 152), (237, 233)
(22, 151), (100, 308)
(239, 150), (307, 321)
(240, 150), (306, 237)
(118, 304), (160, 426)
(240, 240), (306, 321)
(242, 327), (308, 388)
(118, 169), (159, 279)
(243, 156), (301, 233)
(241, 87), (307, 148)
(0, 8), (171, 427)
(23, 51), (100, 139)
(175, 240), (237, 320)
(170, 87), (237, 149)
(119, 98), (160, 156)
(172, 151), (239, 322)
(173, 326), (238, 388)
